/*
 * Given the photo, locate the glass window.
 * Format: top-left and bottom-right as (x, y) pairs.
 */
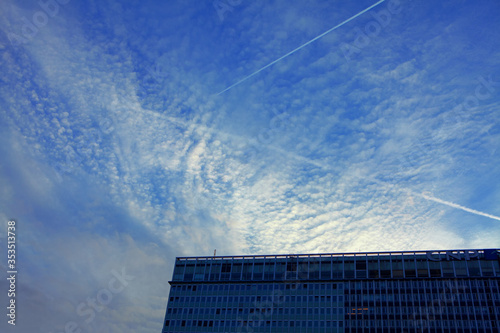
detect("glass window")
(429, 261), (441, 277)
(454, 260), (467, 277)
(368, 259), (379, 278)
(441, 261), (454, 277)
(264, 261), (275, 280)
(242, 262), (253, 280)
(173, 263), (185, 281)
(231, 263), (242, 280)
(344, 260), (354, 278)
(321, 259), (332, 279)
(332, 258), (343, 278)
(194, 262), (206, 281)
(286, 258), (297, 279)
(309, 259), (320, 280)
(416, 259), (429, 277)
(275, 262), (286, 279)
(356, 258), (367, 270)
(253, 262), (264, 280)
(392, 258), (403, 278)
(492, 260), (500, 276)
(380, 260), (391, 278)
(480, 260), (494, 276)
(404, 258), (416, 277)
(184, 264), (195, 281)
(210, 263), (221, 281)
(297, 258), (309, 279)
(467, 260), (481, 276)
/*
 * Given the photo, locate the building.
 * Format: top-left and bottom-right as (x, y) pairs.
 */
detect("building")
(161, 248), (500, 333)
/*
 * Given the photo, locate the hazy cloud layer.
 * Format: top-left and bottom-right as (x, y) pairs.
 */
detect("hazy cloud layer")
(0, 0), (499, 331)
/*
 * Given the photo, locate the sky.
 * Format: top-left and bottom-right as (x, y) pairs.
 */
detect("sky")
(0, 0), (499, 331)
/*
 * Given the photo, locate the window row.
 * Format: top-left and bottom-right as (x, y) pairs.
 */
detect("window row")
(170, 282), (344, 293)
(347, 293), (499, 303)
(344, 278), (499, 290)
(172, 258), (500, 281)
(168, 295), (345, 304)
(166, 306), (344, 316)
(345, 319), (497, 329)
(164, 319), (344, 328)
(346, 305), (498, 316)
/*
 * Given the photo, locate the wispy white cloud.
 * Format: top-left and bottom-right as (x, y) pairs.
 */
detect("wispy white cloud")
(1, 0), (499, 332)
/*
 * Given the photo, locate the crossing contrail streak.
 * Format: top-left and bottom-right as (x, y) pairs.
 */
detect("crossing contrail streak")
(153, 106), (500, 223)
(217, 0), (386, 95)
(418, 193), (500, 222)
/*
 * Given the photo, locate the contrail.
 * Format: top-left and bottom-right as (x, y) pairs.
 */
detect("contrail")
(418, 193), (500, 222)
(217, 0), (386, 95)
(155, 107), (500, 223)
(157, 109), (500, 223)
(139, 104), (500, 224)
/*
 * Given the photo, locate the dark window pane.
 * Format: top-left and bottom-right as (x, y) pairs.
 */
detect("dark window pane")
(392, 259), (403, 278)
(467, 260), (480, 276)
(454, 261), (467, 277)
(404, 259), (416, 278)
(416, 259), (429, 277)
(480, 261), (494, 276)
(441, 261), (454, 277)
(173, 263), (185, 281)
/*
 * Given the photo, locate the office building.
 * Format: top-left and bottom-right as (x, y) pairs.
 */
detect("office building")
(162, 248), (500, 332)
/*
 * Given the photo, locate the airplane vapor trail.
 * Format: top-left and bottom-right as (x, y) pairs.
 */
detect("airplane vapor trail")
(418, 193), (500, 222)
(216, 0), (386, 95)
(152, 106), (500, 224)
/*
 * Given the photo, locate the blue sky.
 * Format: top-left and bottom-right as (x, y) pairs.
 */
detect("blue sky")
(0, 0), (499, 331)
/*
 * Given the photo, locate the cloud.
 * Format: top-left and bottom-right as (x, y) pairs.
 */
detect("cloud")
(0, 0), (499, 332)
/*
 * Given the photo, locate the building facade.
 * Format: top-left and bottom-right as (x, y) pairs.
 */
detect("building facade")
(162, 248), (500, 333)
